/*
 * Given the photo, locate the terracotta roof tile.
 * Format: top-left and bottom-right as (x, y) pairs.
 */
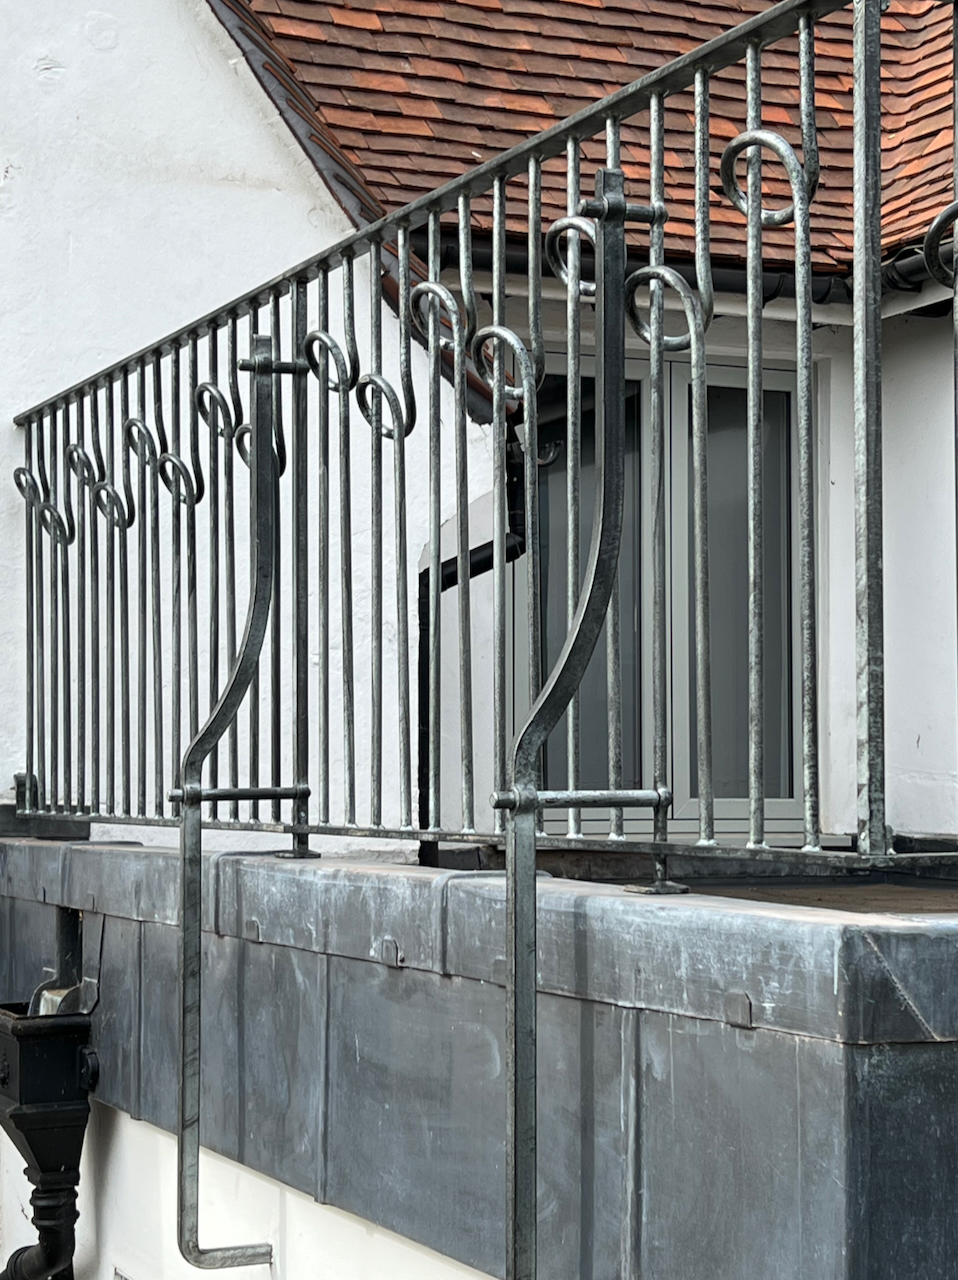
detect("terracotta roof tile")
(219, 0), (956, 270)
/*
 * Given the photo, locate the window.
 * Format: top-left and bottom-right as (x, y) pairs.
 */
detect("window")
(517, 358), (802, 842)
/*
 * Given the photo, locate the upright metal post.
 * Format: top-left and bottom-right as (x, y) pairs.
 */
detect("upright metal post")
(290, 279), (311, 855)
(853, 0), (886, 857)
(504, 164), (629, 1280)
(176, 333), (275, 1271)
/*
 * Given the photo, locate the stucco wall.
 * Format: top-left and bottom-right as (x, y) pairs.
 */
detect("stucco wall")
(0, 1103), (484, 1280)
(0, 0), (352, 797)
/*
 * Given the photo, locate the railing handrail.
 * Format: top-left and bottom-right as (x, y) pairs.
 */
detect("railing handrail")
(13, 0), (846, 427)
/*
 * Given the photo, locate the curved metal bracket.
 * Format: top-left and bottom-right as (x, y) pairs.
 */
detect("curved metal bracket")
(176, 333), (276, 1271)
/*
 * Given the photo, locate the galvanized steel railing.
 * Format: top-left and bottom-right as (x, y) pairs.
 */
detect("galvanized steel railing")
(13, 0), (896, 1273)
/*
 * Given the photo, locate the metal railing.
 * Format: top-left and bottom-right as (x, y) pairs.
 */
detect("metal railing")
(12, 0), (915, 1273)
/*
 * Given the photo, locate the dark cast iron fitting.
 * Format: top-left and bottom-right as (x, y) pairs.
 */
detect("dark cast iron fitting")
(0, 1005), (98, 1280)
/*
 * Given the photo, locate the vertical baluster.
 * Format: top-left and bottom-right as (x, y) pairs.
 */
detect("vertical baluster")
(75, 395), (87, 813)
(694, 71), (715, 845)
(248, 308), (261, 820)
(316, 272), (330, 826)
(170, 347), (183, 815)
(49, 408), (59, 811)
(151, 357), (167, 815)
(56, 503), (72, 818)
(566, 140), (583, 837)
(455, 208), (475, 833)
(105, 380), (116, 814)
(225, 317), (240, 822)
(188, 333), (201, 759)
(150, 394), (165, 821)
(396, 231), (414, 829)
(605, 118), (624, 840)
(340, 263), (357, 825)
(60, 403), (73, 812)
(291, 278), (310, 850)
(853, 0), (886, 856)
(650, 94), (670, 852)
(89, 390), (101, 816)
(797, 14), (821, 852)
(23, 419), (36, 812)
(136, 362), (148, 817)
(370, 244), (384, 827)
(270, 290), (285, 824)
(746, 41), (765, 849)
(427, 212), (442, 829)
(207, 329), (220, 818)
(119, 374), (131, 818)
(526, 158), (544, 833)
(492, 178), (507, 837)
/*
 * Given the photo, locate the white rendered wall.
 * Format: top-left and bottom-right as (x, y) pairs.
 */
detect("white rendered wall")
(0, 1102), (486, 1280)
(0, 0), (348, 790)
(815, 312), (958, 839)
(879, 313), (958, 835)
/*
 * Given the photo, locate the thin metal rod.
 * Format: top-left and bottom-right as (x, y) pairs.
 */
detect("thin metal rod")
(269, 292), (283, 824)
(746, 41), (766, 849)
(649, 94), (669, 853)
(605, 116), (624, 840)
(427, 211), (442, 829)
(370, 242), (384, 828)
(291, 277), (310, 851)
(852, 0), (886, 856)
(316, 271), (330, 825)
(492, 179), (507, 838)
(225, 320), (240, 822)
(565, 139), (583, 837)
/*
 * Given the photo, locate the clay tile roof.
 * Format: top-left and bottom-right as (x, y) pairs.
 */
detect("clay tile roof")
(211, 0), (955, 273)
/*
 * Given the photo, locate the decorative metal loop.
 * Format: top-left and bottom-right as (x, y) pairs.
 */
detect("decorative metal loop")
(721, 128), (811, 229)
(122, 415), (165, 517)
(305, 330), (352, 396)
(923, 201), (958, 288)
(626, 265), (706, 353)
(157, 454), (197, 508)
(14, 467), (42, 507)
(544, 216), (597, 298)
(65, 443), (96, 487)
(410, 280), (463, 355)
(92, 480), (129, 529)
(195, 382), (238, 442)
(37, 501), (70, 546)
(626, 265), (706, 354)
(357, 373), (410, 441)
(125, 415), (160, 463)
(472, 324), (537, 424)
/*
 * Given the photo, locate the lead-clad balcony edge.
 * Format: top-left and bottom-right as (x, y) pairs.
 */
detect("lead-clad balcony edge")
(12, 0), (958, 1274)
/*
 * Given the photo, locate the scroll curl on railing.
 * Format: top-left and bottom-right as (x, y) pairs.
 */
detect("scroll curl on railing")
(722, 24), (819, 228)
(923, 202), (958, 288)
(721, 126), (816, 229)
(544, 216), (597, 299)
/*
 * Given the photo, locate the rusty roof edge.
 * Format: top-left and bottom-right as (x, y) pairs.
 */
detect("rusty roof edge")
(205, 0), (385, 228)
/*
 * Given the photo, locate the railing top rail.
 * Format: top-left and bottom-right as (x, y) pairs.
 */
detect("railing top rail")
(14, 0), (848, 425)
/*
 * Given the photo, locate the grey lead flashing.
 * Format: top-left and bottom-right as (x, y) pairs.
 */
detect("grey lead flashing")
(2, 839), (958, 1045)
(205, 0), (384, 229)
